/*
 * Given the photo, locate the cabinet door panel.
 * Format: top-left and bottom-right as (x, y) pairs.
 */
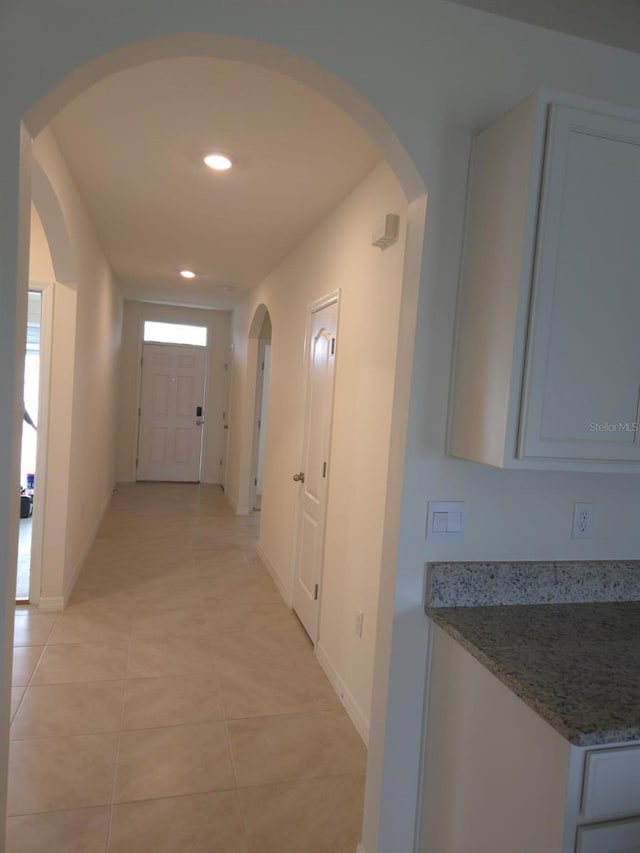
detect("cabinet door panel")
(520, 105), (640, 462)
(577, 818), (640, 852)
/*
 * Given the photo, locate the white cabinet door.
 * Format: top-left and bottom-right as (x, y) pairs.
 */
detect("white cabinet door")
(520, 104), (640, 462)
(577, 819), (640, 852)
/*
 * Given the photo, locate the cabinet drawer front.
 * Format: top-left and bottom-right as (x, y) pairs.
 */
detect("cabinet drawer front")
(577, 819), (640, 853)
(582, 747), (640, 820)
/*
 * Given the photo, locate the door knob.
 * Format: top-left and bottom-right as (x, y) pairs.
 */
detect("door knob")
(293, 472), (305, 483)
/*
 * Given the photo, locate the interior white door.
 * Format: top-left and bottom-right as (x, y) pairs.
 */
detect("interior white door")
(137, 343), (206, 482)
(292, 295), (338, 643)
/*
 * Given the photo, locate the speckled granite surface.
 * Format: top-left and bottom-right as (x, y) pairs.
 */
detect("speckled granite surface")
(426, 561), (640, 607)
(427, 601), (640, 746)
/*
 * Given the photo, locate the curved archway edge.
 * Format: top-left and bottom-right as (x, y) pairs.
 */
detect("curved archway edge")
(23, 33), (425, 203)
(12, 29), (428, 853)
(248, 302), (271, 340)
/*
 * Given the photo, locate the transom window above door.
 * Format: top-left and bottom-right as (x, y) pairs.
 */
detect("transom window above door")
(143, 321), (207, 347)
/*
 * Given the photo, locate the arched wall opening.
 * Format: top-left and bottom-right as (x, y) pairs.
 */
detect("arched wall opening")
(249, 307), (272, 514)
(29, 154), (79, 611)
(2, 31), (428, 852)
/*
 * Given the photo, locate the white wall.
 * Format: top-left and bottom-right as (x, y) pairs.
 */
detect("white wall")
(31, 129), (123, 606)
(3, 4), (640, 851)
(227, 162), (408, 736)
(116, 301), (231, 484)
(29, 204), (53, 282)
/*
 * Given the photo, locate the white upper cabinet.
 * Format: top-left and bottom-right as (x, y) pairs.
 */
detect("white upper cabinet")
(449, 91), (640, 471)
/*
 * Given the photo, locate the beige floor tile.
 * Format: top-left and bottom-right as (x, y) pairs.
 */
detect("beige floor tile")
(191, 534), (241, 552)
(13, 610), (57, 646)
(11, 681), (125, 740)
(211, 628), (315, 669)
(132, 576), (202, 611)
(131, 606), (208, 640)
(200, 575), (279, 605)
(114, 722), (235, 802)
(8, 733), (118, 815)
(7, 484), (366, 850)
(227, 710), (367, 787)
(109, 791), (247, 853)
(239, 774), (365, 853)
(216, 659), (340, 719)
(193, 549), (248, 572)
(11, 685), (26, 721)
(12, 646), (44, 686)
(6, 806), (110, 853)
(206, 599), (306, 641)
(33, 643), (129, 684)
(127, 635), (212, 679)
(47, 610), (132, 646)
(122, 675), (222, 729)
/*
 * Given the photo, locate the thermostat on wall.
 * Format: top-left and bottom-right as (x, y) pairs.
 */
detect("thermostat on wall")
(372, 213), (400, 250)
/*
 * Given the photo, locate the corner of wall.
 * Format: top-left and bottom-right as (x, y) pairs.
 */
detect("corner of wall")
(316, 642), (369, 744)
(256, 543), (291, 605)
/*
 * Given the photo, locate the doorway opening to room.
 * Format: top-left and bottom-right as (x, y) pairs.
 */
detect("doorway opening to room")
(249, 311), (272, 512)
(136, 320), (208, 483)
(16, 291), (42, 602)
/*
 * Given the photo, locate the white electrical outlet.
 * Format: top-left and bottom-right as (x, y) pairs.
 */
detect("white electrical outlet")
(572, 502), (593, 539)
(355, 609), (364, 638)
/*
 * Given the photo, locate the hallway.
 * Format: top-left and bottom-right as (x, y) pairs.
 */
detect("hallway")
(7, 483), (366, 852)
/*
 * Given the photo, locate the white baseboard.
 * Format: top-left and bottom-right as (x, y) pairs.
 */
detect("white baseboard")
(62, 487), (114, 606)
(256, 544), (291, 606)
(38, 596), (64, 613)
(316, 642), (369, 745)
(225, 491), (251, 516)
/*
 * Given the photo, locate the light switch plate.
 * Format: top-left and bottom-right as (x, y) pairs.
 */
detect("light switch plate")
(426, 501), (465, 542)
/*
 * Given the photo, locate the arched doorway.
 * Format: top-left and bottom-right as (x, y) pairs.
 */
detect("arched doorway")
(0, 29), (427, 852)
(28, 157), (79, 611)
(248, 307), (272, 514)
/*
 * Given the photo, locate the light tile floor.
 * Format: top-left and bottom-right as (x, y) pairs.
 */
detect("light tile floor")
(7, 483), (366, 852)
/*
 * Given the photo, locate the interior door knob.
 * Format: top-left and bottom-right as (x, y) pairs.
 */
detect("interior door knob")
(293, 472), (305, 483)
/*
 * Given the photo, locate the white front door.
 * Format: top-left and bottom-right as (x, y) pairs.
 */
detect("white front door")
(137, 343), (206, 482)
(292, 294), (338, 643)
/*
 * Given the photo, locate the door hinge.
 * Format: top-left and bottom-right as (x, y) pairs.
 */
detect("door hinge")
(141, 355), (143, 366)
(322, 461), (327, 478)
(135, 457), (139, 467)
(331, 338), (336, 355)
(254, 478), (257, 487)
(314, 584), (319, 601)
(219, 459), (223, 465)
(261, 361), (265, 370)
(258, 419), (261, 429)
(138, 407), (141, 416)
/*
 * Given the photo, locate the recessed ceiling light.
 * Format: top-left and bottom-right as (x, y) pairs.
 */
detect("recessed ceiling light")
(203, 153), (233, 171)
(180, 269), (196, 279)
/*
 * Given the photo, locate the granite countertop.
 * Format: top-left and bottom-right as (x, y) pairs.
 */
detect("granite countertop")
(427, 601), (640, 747)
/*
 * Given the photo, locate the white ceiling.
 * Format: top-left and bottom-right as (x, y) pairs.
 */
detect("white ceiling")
(450, 0), (640, 55)
(50, 57), (382, 310)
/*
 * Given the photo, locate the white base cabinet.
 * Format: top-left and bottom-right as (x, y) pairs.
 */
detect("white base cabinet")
(420, 626), (640, 853)
(448, 89), (640, 472)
